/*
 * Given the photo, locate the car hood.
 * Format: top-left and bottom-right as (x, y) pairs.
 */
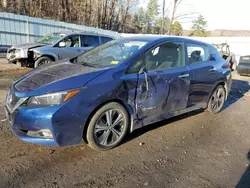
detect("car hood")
(11, 42), (47, 50)
(14, 60), (108, 95)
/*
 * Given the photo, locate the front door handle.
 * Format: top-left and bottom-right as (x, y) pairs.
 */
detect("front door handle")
(178, 73), (190, 78)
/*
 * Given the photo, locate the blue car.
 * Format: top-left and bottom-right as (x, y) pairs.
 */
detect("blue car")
(5, 36), (232, 151)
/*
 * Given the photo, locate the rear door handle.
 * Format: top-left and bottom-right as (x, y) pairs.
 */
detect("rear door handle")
(178, 73), (190, 78)
(209, 67), (217, 72)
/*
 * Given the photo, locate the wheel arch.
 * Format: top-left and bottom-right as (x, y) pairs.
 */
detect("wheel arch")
(207, 81), (227, 104)
(82, 99), (134, 144)
(39, 54), (56, 61)
(34, 55), (56, 68)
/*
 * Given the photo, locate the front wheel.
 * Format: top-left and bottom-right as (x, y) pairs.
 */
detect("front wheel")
(34, 56), (53, 68)
(207, 85), (226, 114)
(86, 102), (129, 151)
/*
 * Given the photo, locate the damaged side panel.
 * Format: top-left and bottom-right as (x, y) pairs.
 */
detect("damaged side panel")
(135, 67), (190, 126)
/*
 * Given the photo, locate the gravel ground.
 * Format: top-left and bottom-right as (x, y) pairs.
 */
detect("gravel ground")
(0, 60), (249, 188)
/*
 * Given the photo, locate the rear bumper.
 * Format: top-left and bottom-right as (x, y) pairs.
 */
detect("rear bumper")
(237, 63), (250, 75)
(225, 73), (232, 99)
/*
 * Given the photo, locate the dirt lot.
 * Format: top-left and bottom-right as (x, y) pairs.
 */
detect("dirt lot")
(0, 59), (250, 188)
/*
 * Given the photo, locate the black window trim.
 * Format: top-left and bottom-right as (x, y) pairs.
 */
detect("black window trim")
(100, 36), (113, 44)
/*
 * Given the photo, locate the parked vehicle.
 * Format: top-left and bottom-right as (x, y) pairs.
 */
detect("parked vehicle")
(212, 42), (236, 71)
(237, 55), (250, 76)
(0, 45), (10, 58)
(5, 36), (232, 151)
(6, 31), (115, 68)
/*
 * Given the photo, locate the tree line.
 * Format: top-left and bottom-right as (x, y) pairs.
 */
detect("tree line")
(0, 0), (208, 36)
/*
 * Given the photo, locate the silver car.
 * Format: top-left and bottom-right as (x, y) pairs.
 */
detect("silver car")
(6, 31), (115, 68)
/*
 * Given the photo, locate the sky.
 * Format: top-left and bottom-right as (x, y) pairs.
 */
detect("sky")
(140, 0), (249, 30)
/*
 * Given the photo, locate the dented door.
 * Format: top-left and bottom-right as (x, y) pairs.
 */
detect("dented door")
(135, 41), (190, 121)
(135, 67), (190, 120)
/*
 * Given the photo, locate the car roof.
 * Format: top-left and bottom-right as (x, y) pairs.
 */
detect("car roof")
(121, 34), (212, 47)
(55, 31), (116, 39)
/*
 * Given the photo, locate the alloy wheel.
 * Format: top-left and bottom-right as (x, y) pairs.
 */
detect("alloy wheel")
(94, 109), (125, 147)
(210, 87), (225, 112)
(39, 60), (50, 66)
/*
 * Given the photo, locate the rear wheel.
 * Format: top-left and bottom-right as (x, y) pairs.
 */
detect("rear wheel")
(86, 102), (129, 151)
(207, 85), (226, 114)
(34, 56), (53, 68)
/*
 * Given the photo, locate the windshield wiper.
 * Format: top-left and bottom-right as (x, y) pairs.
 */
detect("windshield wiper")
(81, 62), (99, 68)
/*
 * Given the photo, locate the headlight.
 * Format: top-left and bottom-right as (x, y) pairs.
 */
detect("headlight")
(27, 90), (80, 106)
(14, 49), (21, 56)
(33, 51), (41, 59)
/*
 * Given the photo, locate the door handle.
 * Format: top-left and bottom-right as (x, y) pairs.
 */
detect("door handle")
(209, 67), (217, 72)
(77, 49), (81, 52)
(178, 73), (190, 78)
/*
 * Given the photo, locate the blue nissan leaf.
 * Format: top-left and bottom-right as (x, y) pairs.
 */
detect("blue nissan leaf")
(5, 36), (232, 151)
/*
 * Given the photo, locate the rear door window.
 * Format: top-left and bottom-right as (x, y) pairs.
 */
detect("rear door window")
(186, 44), (209, 64)
(81, 35), (100, 47)
(100, 36), (113, 44)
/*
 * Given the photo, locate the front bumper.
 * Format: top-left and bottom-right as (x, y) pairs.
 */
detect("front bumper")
(6, 48), (28, 63)
(4, 101), (85, 147)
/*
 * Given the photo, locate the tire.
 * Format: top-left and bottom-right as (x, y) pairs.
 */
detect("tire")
(207, 85), (226, 114)
(34, 56), (53, 68)
(86, 102), (129, 151)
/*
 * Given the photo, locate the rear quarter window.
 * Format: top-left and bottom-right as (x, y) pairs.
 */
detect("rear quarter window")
(100, 36), (113, 44)
(209, 45), (222, 60)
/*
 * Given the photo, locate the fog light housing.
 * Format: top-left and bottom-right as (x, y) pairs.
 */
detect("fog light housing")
(27, 129), (53, 139)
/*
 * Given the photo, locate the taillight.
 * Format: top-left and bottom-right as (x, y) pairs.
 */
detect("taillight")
(222, 62), (231, 69)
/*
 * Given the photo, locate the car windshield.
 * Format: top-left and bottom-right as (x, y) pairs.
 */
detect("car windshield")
(75, 39), (148, 68)
(38, 33), (65, 44)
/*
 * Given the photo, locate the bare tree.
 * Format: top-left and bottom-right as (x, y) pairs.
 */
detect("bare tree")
(167, 0), (196, 35)
(168, 0), (180, 35)
(161, 0), (166, 34)
(0, 0), (138, 32)
(2, 0), (7, 9)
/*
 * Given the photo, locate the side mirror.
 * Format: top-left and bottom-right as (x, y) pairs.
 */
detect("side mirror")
(59, 41), (66, 47)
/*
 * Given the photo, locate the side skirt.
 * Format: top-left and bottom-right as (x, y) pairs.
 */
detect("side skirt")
(130, 102), (207, 132)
